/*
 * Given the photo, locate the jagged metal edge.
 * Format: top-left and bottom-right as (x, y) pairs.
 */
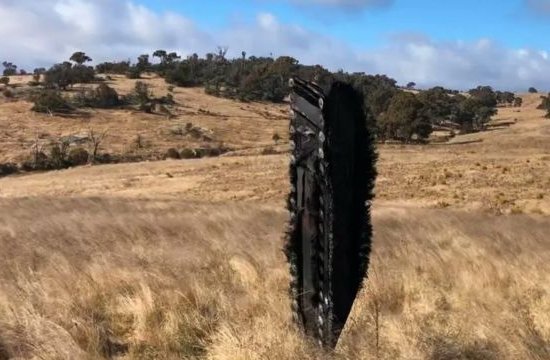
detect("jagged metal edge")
(322, 81), (377, 347)
(284, 77), (332, 344)
(285, 90), (302, 328)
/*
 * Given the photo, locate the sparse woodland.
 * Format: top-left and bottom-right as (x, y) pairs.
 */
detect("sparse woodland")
(0, 50), (532, 176)
(4, 50), (525, 143)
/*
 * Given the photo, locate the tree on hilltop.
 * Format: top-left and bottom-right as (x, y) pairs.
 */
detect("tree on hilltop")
(153, 50), (168, 63)
(2, 62), (17, 76)
(70, 52), (92, 65)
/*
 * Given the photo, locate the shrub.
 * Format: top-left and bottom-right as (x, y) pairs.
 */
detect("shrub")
(74, 84), (121, 108)
(68, 147), (89, 166)
(31, 90), (72, 113)
(192, 145), (229, 158)
(2, 88), (14, 98)
(204, 147), (222, 157)
(21, 151), (49, 171)
(71, 65), (95, 84)
(167, 85), (175, 92)
(528, 87), (538, 93)
(0, 163), (18, 176)
(193, 148), (206, 158)
(44, 63), (73, 89)
(126, 66), (141, 79)
(165, 93), (175, 104)
(49, 142), (70, 169)
(180, 148), (197, 159)
(165, 148), (180, 159)
(94, 152), (113, 164)
(43, 62), (95, 89)
(0, 76), (9, 86)
(124, 81), (151, 109)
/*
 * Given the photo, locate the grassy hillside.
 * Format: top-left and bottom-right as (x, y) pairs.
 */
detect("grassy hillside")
(1, 90), (548, 214)
(0, 77), (549, 359)
(0, 74), (289, 164)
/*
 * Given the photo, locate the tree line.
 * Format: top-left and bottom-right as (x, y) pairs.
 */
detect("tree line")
(2, 50), (529, 142)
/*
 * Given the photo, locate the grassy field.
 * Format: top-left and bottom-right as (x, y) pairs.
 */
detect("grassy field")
(0, 77), (549, 359)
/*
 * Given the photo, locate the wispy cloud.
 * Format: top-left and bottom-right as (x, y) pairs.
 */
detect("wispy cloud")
(284, 0), (393, 10)
(525, 0), (550, 15)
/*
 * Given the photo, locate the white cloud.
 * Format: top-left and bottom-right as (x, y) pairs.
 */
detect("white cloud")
(358, 36), (550, 91)
(1, 1), (549, 91)
(0, 0), (211, 69)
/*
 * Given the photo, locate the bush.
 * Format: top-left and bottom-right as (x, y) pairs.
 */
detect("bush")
(165, 93), (175, 104)
(44, 63), (73, 89)
(49, 142), (69, 169)
(528, 87), (538, 93)
(193, 148), (207, 158)
(73, 84), (121, 108)
(71, 65), (95, 84)
(180, 148), (197, 159)
(204, 147), (222, 157)
(31, 90), (73, 113)
(193, 145), (229, 158)
(0, 163), (18, 176)
(123, 81), (153, 112)
(2, 88), (14, 98)
(165, 148), (180, 159)
(126, 66), (141, 79)
(0, 76), (9, 86)
(68, 147), (89, 166)
(21, 151), (49, 171)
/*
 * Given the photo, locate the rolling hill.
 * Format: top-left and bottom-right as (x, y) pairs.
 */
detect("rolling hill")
(0, 77), (549, 359)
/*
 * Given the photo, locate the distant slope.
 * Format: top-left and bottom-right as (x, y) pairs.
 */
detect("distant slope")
(0, 74), (289, 163)
(2, 91), (549, 214)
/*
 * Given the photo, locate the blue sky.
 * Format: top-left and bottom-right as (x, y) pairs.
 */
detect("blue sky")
(148, 0), (550, 48)
(2, 0), (550, 90)
(144, 0), (549, 51)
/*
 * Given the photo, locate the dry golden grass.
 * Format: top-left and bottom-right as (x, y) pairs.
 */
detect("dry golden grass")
(0, 77), (549, 359)
(0, 199), (548, 359)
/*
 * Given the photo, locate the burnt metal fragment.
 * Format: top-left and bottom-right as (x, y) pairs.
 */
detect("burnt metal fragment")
(285, 77), (377, 348)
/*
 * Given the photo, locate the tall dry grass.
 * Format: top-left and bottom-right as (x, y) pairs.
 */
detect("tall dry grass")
(0, 198), (548, 359)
